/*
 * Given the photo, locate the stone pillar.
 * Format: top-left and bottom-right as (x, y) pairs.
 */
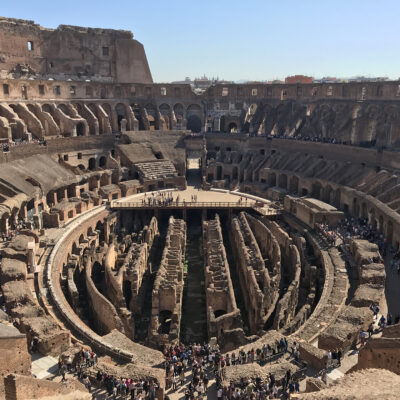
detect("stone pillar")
(27, 241), (36, 273)
(213, 117), (221, 132)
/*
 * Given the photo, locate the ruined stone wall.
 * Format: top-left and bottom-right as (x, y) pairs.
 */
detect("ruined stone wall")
(0, 17), (152, 83)
(273, 244), (301, 330)
(357, 337), (400, 375)
(203, 214), (243, 342)
(148, 216), (186, 347)
(0, 335), (31, 382)
(4, 373), (90, 400)
(230, 212), (272, 334)
(85, 255), (125, 335)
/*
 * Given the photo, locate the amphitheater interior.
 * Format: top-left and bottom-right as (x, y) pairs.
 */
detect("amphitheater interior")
(1, 16), (400, 400)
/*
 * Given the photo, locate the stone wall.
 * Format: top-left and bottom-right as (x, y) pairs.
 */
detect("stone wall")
(203, 214), (243, 346)
(148, 216), (186, 347)
(230, 212), (273, 334)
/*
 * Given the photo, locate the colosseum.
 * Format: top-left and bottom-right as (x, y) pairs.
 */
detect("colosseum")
(0, 15), (400, 400)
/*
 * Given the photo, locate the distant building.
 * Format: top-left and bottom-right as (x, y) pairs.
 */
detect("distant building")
(285, 75), (314, 84)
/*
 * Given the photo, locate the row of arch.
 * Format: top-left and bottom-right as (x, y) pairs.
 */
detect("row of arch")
(0, 101), (205, 140)
(265, 170), (396, 244)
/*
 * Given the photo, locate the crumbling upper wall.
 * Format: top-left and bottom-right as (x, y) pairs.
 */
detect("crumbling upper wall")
(0, 17), (152, 83)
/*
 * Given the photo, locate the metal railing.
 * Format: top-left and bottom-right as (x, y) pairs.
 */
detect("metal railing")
(110, 201), (259, 209)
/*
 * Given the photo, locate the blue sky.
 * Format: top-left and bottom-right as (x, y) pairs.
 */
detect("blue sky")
(2, 0), (399, 82)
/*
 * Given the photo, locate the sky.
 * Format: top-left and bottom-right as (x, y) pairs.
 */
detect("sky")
(1, 0), (399, 83)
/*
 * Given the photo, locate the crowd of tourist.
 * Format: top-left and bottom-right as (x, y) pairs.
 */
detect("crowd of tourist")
(161, 338), (303, 400)
(0, 138), (47, 152)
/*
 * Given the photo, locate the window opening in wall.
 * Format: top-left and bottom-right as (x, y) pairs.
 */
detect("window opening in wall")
(327, 86), (333, 96)
(102, 46), (109, 56)
(360, 86), (367, 101)
(296, 86), (302, 96)
(222, 87), (228, 96)
(376, 85), (383, 97)
(21, 85), (27, 99)
(267, 87), (273, 96)
(63, 154), (69, 161)
(77, 153), (82, 159)
(281, 89), (288, 100)
(49, 62), (53, 69)
(174, 87), (181, 97)
(251, 88), (258, 96)
(160, 87), (166, 96)
(54, 86), (61, 95)
(237, 87), (243, 96)
(3, 84), (9, 95)
(311, 87), (318, 97)
(145, 87), (152, 96)
(86, 86), (93, 97)
(38, 85), (45, 95)
(70, 86), (76, 95)
(27, 41), (34, 51)
(131, 85), (136, 96)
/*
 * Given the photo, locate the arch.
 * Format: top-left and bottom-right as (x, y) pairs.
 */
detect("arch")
(99, 156), (107, 168)
(130, 104), (145, 130)
(269, 173), (277, 187)
(278, 174), (288, 190)
(115, 103), (127, 130)
(311, 182), (322, 199)
(187, 115), (202, 133)
(58, 103), (72, 117)
(173, 103), (184, 117)
(228, 122), (238, 133)
(72, 242), (79, 255)
(232, 166), (238, 180)
(92, 261), (104, 285)
(323, 185), (333, 204)
(76, 122), (85, 136)
(214, 310), (227, 318)
(159, 103), (171, 115)
(159, 310), (173, 334)
(88, 158), (96, 171)
(79, 234), (85, 244)
(361, 202), (368, 219)
(78, 164), (85, 170)
(289, 176), (299, 194)
(352, 198), (360, 217)
(42, 104), (53, 114)
(88, 226), (94, 236)
(216, 165), (222, 180)
(186, 103), (202, 118)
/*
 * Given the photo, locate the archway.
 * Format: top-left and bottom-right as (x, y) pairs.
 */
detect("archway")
(92, 261), (104, 286)
(228, 122), (238, 133)
(159, 310), (173, 334)
(216, 165), (222, 180)
(311, 182), (322, 199)
(99, 156), (106, 168)
(289, 176), (299, 194)
(214, 310), (227, 318)
(115, 103), (127, 130)
(76, 123), (85, 136)
(269, 173), (276, 187)
(232, 167), (238, 180)
(88, 158), (96, 170)
(278, 174), (288, 190)
(187, 115), (202, 133)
